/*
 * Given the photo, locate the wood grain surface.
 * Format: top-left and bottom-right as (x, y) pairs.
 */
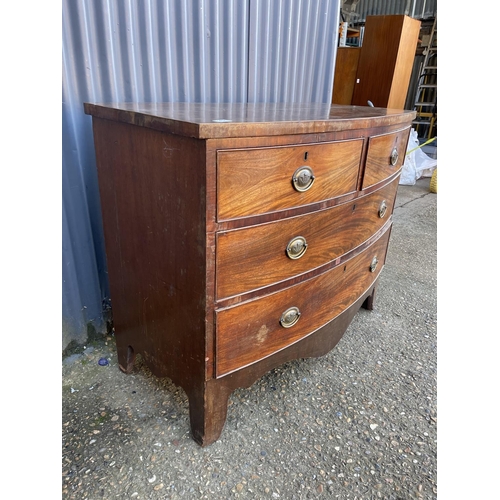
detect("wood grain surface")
(215, 224), (391, 377)
(217, 139), (362, 220)
(216, 176), (399, 298)
(362, 127), (410, 189)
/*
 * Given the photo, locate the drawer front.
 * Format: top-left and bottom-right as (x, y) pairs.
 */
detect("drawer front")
(217, 139), (363, 220)
(362, 127), (410, 189)
(215, 225), (391, 377)
(216, 176), (399, 299)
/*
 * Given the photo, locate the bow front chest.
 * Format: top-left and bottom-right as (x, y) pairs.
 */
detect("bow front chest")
(84, 102), (415, 446)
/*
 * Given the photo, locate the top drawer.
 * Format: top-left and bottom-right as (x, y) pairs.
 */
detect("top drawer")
(362, 127), (411, 190)
(217, 139), (363, 220)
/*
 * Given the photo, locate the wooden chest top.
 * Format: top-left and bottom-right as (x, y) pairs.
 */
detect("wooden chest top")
(83, 102), (415, 139)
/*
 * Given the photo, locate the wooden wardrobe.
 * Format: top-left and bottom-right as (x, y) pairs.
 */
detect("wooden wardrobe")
(332, 15), (421, 110)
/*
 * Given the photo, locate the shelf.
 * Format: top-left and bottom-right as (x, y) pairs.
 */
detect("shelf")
(338, 25), (360, 38)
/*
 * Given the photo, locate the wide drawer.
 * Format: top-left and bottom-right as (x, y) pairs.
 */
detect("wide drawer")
(217, 139), (363, 220)
(216, 176), (399, 299)
(362, 127), (410, 189)
(215, 224), (391, 377)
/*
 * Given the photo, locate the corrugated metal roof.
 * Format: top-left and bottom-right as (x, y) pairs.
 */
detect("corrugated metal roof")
(341, 0), (436, 24)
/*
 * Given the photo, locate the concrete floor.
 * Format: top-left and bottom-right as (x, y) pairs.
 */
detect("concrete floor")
(62, 176), (437, 499)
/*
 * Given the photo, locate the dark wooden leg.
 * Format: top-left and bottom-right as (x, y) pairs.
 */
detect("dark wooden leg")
(362, 286), (376, 311)
(186, 379), (232, 447)
(117, 344), (136, 374)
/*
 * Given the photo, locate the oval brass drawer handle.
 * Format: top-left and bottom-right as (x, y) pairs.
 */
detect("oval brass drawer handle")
(378, 200), (387, 218)
(286, 236), (308, 259)
(370, 256), (379, 273)
(390, 148), (399, 166)
(292, 166), (315, 192)
(280, 307), (301, 328)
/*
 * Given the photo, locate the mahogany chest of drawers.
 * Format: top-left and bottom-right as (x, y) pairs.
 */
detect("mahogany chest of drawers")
(84, 102), (415, 446)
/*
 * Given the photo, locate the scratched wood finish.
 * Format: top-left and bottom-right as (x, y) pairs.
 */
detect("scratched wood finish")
(216, 176), (399, 299)
(362, 127), (411, 189)
(217, 139), (362, 220)
(215, 225), (391, 377)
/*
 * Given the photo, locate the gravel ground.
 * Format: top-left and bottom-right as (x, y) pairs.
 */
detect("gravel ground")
(62, 177), (437, 500)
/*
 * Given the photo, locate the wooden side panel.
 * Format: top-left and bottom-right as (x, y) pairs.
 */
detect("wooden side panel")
(215, 225), (391, 377)
(216, 176), (399, 299)
(362, 127), (410, 189)
(351, 15), (419, 109)
(351, 15), (401, 107)
(387, 16), (421, 109)
(91, 118), (208, 385)
(332, 47), (361, 105)
(217, 139), (363, 220)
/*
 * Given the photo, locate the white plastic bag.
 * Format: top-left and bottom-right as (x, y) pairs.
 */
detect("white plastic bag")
(400, 129), (437, 185)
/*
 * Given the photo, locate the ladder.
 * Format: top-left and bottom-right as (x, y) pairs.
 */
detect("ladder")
(412, 16), (437, 139)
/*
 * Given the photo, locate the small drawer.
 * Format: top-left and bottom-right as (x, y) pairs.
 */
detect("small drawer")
(216, 176), (399, 299)
(217, 139), (363, 220)
(362, 127), (411, 189)
(215, 224), (391, 377)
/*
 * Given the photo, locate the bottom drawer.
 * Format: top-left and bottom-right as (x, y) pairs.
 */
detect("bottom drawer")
(215, 224), (391, 377)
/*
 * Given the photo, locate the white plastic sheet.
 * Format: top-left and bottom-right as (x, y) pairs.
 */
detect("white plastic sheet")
(400, 129), (437, 185)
